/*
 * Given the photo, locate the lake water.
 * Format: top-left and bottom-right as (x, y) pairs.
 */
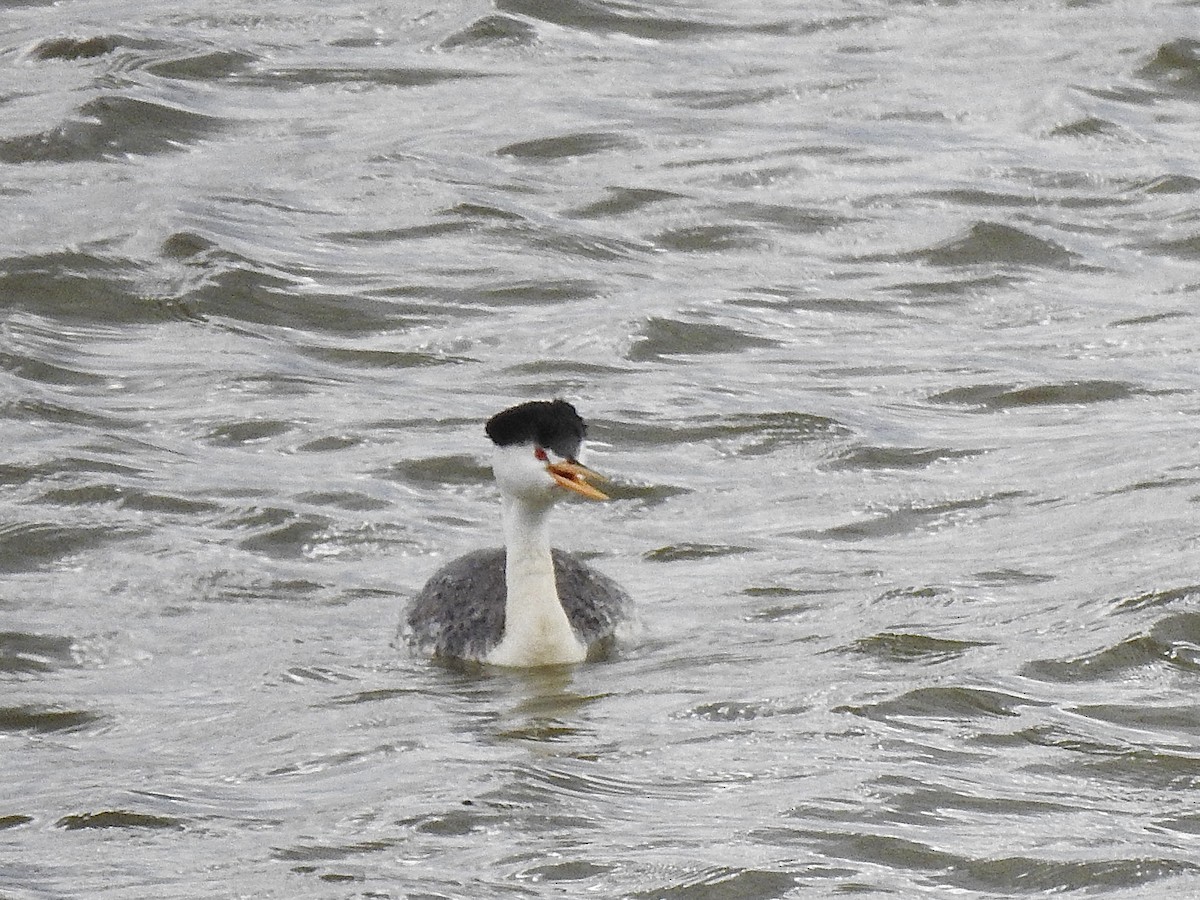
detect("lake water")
(3, 0), (1200, 897)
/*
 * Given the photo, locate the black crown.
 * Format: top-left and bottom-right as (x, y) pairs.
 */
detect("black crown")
(485, 399), (587, 460)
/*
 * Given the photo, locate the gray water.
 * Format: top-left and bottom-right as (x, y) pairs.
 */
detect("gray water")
(4, 0), (1200, 896)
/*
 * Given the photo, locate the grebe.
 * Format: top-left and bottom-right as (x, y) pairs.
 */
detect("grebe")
(404, 399), (631, 667)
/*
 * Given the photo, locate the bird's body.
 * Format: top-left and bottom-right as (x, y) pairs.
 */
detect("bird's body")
(403, 400), (631, 667)
(404, 547), (631, 665)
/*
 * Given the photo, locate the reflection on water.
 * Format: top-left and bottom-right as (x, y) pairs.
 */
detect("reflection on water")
(3, 0), (1200, 896)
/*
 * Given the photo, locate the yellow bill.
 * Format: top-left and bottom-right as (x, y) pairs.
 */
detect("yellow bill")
(547, 460), (609, 500)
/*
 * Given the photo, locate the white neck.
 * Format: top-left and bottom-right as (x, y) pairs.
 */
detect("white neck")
(484, 496), (586, 667)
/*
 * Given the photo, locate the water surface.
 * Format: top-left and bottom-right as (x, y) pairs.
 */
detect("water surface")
(3, 0), (1200, 897)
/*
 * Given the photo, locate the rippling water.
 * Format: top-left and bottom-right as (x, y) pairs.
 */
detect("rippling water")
(4, 0), (1200, 896)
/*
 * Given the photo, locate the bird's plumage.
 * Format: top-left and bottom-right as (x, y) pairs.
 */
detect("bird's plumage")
(404, 547), (631, 662)
(402, 399), (632, 667)
(484, 399), (586, 458)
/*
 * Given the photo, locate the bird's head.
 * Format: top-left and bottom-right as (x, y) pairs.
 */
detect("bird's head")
(486, 399), (608, 506)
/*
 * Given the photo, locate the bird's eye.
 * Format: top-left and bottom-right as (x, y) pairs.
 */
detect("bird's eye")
(534, 447), (548, 462)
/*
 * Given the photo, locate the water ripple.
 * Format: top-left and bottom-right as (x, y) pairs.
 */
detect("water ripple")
(0, 523), (124, 572)
(0, 705), (103, 734)
(759, 828), (1199, 894)
(848, 632), (991, 664)
(497, 132), (639, 161)
(439, 15), (540, 50)
(496, 0), (736, 40)
(839, 686), (1049, 726)
(902, 222), (1079, 268)
(3, 1), (1199, 896)
(1023, 613), (1200, 682)
(927, 380), (1149, 411)
(0, 95), (224, 164)
(629, 317), (780, 360)
(240, 65), (490, 90)
(0, 632), (78, 675)
(56, 811), (184, 831)
(1138, 38), (1200, 98)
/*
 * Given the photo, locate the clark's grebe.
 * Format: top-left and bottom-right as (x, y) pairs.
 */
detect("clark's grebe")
(404, 399), (631, 667)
